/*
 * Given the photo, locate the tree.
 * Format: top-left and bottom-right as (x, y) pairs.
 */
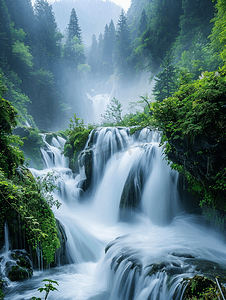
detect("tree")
(102, 20), (116, 75)
(0, 75), (24, 177)
(139, 0), (183, 71)
(5, 0), (34, 43)
(153, 52), (178, 102)
(88, 34), (98, 74)
(115, 9), (132, 76)
(64, 8), (85, 66)
(101, 97), (123, 124)
(67, 8), (82, 44)
(174, 0), (215, 57)
(107, 19), (116, 70)
(33, 0), (61, 70)
(0, 0), (12, 66)
(210, 0), (226, 63)
(138, 9), (147, 37)
(97, 33), (104, 72)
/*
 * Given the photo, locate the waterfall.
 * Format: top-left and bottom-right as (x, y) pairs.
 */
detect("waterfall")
(86, 93), (111, 123)
(3, 128), (226, 300)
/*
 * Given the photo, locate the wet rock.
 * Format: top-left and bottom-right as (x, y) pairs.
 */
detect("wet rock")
(52, 219), (70, 267)
(171, 252), (195, 259)
(5, 249), (33, 281)
(182, 274), (226, 300)
(78, 149), (94, 192)
(146, 260), (188, 277)
(184, 259), (226, 283)
(7, 265), (32, 281)
(110, 252), (142, 275)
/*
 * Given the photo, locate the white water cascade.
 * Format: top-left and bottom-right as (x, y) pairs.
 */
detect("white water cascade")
(86, 93), (111, 123)
(3, 128), (226, 300)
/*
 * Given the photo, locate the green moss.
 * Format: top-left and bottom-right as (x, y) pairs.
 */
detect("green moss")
(152, 66), (226, 212)
(63, 114), (94, 172)
(0, 169), (60, 263)
(182, 275), (226, 300)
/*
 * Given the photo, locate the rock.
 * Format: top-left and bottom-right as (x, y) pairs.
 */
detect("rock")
(5, 249), (33, 281)
(78, 149), (94, 192)
(182, 274), (226, 300)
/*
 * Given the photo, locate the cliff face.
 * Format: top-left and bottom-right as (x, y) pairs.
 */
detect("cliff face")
(168, 133), (226, 190)
(152, 68), (226, 216)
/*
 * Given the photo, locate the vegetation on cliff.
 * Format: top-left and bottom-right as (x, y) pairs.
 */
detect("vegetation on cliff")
(63, 114), (94, 171)
(0, 76), (60, 264)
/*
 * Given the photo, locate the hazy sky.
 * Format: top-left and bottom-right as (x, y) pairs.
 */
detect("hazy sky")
(47, 0), (132, 12)
(109, 0), (131, 11)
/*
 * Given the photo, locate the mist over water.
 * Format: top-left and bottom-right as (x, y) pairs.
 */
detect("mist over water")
(3, 128), (226, 300)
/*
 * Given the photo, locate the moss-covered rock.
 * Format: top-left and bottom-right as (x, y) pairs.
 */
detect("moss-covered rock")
(182, 275), (226, 300)
(5, 249), (33, 281)
(64, 129), (93, 173)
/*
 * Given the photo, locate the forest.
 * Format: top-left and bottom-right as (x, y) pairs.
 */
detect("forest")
(1, 0), (226, 299)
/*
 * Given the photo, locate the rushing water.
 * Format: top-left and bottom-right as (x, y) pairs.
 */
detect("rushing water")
(3, 128), (226, 300)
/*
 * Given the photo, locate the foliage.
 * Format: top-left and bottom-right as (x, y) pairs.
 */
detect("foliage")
(0, 77), (24, 177)
(117, 94), (153, 134)
(153, 52), (178, 102)
(101, 97), (123, 125)
(152, 67), (226, 138)
(30, 279), (59, 300)
(0, 77), (60, 264)
(67, 8), (82, 44)
(210, 0), (226, 63)
(151, 65), (226, 210)
(20, 127), (45, 169)
(12, 39), (33, 69)
(63, 114), (94, 171)
(0, 168), (61, 263)
(115, 9), (132, 77)
(182, 275), (225, 300)
(0, 279), (4, 300)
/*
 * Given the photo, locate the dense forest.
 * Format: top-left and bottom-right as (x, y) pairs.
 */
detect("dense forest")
(1, 0), (226, 297)
(0, 0), (217, 131)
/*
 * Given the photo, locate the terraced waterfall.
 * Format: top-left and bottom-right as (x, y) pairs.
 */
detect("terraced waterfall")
(3, 128), (226, 300)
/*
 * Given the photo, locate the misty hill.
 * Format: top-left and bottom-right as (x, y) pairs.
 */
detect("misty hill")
(52, 0), (121, 46)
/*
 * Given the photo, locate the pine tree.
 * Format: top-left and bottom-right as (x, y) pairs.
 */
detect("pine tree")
(102, 24), (109, 65)
(5, 0), (34, 42)
(88, 34), (98, 74)
(115, 9), (131, 75)
(34, 0), (61, 70)
(108, 19), (116, 69)
(97, 33), (104, 72)
(0, 0), (12, 66)
(67, 8), (82, 44)
(138, 9), (147, 37)
(64, 8), (85, 66)
(176, 0), (215, 54)
(153, 52), (177, 102)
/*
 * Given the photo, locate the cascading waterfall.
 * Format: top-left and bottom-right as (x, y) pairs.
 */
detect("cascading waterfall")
(3, 128), (226, 300)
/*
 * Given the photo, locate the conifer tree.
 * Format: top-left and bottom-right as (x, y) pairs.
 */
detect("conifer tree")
(138, 9), (147, 36)
(88, 34), (98, 74)
(64, 8), (85, 65)
(108, 19), (116, 68)
(97, 33), (104, 71)
(0, 0), (12, 66)
(34, 0), (61, 70)
(5, 0), (34, 41)
(115, 9), (131, 75)
(153, 52), (177, 102)
(67, 8), (82, 44)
